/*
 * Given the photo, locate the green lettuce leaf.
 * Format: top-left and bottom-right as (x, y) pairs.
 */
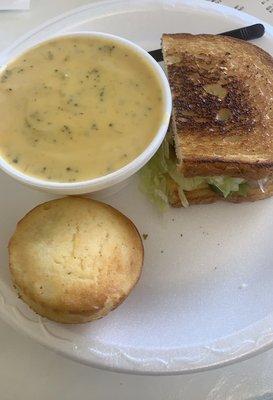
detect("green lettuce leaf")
(206, 176), (246, 198)
(139, 145), (169, 210)
(139, 137), (249, 209)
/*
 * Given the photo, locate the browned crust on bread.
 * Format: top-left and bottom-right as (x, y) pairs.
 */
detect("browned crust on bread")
(9, 196), (144, 324)
(181, 157), (273, 180)
(168, 179), (273, 207)
(162, 33), (273, 180)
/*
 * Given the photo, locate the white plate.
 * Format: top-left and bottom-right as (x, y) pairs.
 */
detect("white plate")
(1, 0), (273, 375)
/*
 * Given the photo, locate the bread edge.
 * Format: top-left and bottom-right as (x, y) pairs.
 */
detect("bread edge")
(168, 181), (273, 207)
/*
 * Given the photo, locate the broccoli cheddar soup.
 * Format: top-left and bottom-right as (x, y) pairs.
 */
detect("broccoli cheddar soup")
(0, 36), (164, 182)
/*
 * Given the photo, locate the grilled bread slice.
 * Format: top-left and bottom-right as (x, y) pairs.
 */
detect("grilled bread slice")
(162, 34), (273, 180)
(167, 177), (273, 207)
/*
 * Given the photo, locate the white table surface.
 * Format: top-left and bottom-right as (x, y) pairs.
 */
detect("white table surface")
(1, 1), (273, 399)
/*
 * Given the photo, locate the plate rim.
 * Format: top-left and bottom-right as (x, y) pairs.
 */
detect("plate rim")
(1, 0), (273, 375)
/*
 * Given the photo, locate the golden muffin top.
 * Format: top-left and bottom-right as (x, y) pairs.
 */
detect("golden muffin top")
(9, 196), (143, 323)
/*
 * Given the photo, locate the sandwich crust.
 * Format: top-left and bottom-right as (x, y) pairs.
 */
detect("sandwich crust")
(162, 33), (273, 180)
(9, 197), (143, 324)
(168, 178), (273, 207)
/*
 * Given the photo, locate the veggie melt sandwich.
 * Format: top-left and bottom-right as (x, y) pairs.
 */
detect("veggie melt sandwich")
(140, 33), (273, 208)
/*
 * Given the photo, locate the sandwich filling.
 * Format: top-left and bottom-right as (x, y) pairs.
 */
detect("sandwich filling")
(139, 133), (265, 209)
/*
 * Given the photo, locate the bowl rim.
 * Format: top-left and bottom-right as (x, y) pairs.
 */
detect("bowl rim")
(0, 31), (172, 192)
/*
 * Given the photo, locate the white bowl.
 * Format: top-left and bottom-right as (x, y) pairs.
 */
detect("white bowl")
(0, 31), (172, 195)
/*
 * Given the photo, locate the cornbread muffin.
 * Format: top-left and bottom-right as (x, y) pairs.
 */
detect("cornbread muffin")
(9, 197), (143, 324)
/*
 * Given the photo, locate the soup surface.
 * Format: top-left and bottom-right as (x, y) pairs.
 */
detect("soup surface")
(0, 35), (163, 182)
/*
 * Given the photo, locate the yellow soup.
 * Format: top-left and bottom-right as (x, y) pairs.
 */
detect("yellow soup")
(0, 36), (163, 182)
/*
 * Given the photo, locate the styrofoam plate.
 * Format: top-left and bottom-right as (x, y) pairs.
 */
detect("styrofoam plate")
(1, 0), (273, 375)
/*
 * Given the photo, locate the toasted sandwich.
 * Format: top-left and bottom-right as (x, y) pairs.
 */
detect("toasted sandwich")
(140, 34), (273, 208)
